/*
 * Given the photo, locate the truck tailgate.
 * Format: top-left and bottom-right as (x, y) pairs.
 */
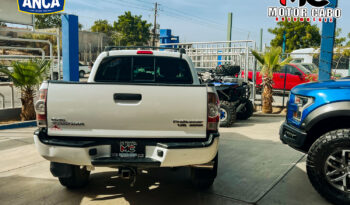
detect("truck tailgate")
(47, 83), (208, 139)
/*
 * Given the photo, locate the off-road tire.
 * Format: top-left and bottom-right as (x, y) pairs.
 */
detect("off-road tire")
(59, 165), (90, 189)
(191, 154), (218, 190)
(237, 99), (254, 120)
(219, 101), (236, 127)
(79, 71), (85, 78)
(307, 129), (350, 205)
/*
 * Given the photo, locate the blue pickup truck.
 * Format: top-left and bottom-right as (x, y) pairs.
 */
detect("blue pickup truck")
(280, 78), (350, 205)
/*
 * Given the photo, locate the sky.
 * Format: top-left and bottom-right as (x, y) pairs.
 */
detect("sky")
(23, 0), (350, 46)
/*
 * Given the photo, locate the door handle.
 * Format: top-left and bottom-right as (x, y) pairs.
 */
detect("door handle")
(114, 93), (142, 101)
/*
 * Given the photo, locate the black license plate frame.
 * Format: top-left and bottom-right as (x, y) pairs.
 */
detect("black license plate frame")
(111, 141), (145, 158)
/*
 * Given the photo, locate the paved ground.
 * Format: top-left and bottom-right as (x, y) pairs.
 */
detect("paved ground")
(0, 116), (332, 205)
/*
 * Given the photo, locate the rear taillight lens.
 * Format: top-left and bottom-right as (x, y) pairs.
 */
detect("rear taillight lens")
(35, 88), (47, 128)
(207, 92), (220, 131)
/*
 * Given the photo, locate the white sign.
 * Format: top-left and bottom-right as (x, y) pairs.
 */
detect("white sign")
(0, 0), (34, 25)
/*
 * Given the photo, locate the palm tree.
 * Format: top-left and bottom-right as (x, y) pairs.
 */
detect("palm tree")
(252, 47), (291, 113)
(0, 59), (50, 120)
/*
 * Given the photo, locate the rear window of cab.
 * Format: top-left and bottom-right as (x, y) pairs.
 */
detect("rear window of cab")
(94, 56), (193, 84)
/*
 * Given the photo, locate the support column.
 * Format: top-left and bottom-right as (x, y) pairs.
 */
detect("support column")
(62, 14), (79, 82)
(227, 12), (233, 48)
(260, 28), (263, 52)
(319, 0), (338, 81)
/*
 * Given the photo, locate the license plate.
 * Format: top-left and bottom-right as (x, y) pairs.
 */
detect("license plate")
(111, 141), (145, 158)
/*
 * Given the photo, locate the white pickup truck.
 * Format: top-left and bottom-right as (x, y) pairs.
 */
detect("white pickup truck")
(34, 47), (220, 189)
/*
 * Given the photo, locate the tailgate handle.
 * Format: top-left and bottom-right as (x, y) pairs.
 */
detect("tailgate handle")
(114, 93), (142, 101)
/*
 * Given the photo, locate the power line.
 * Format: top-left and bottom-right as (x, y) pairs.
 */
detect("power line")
(162, 5), (226, 27)
(121, 0), (227, 29)
(159, 11), (223, 30)
(159, 9), (225, 30)
(104, 0), (153, 13)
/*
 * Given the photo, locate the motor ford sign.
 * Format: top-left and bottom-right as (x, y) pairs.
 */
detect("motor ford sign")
(18, 0), (65, 14)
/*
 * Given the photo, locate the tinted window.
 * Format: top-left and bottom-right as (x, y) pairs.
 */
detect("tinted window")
(286, 65), (300, 75)
(278, 65), (300, 75)
(95, 57), (132, 82)
(133, 57), (155, 82)
(95, 56), (193, 84)
(155, 57), (192, 84)
(277, 65), (287, 73)
(298, 64), (313, 74)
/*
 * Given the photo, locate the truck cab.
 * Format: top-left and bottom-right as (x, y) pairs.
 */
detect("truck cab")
(280, 79), (350, 205)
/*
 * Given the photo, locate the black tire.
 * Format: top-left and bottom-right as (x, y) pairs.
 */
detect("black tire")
(58, 165), (90, 189)
(79, 71), (85, 78)
(237, 99), (254, 120)
(219, 101), (236, 127)
(191, 154), (218, 190)
(307, 129), (350, 205)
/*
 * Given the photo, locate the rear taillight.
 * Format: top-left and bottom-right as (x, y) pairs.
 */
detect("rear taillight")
(207, 92), (220, 131)
(35, 88), (48, 128)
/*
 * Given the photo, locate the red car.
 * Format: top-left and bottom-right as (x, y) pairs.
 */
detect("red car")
(244, 63), (318, 91)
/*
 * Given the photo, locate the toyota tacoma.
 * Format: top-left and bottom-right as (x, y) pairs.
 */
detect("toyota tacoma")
(34, 47), (220, 189)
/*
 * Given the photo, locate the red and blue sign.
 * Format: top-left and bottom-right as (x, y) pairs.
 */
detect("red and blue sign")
(280, 0), (329, 7)
(18, 0), (65, 14)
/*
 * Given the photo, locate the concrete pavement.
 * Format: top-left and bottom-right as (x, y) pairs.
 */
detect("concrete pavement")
(0, 117), (332, 205)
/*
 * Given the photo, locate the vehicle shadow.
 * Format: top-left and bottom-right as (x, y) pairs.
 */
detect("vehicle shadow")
(80, 168), (232, 205)
(0, 169), (242, 205)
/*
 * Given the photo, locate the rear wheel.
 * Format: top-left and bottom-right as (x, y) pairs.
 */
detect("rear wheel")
(219, 101), (236, 127)
(237, 99), (254, 120)
(307, 129), (350, 205)
(58, 165), (90, 189)
(191, 154), (218, 190)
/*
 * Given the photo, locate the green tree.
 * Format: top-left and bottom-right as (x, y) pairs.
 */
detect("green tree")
(35, 14), (83, 30)
(0, 59), (51, 120)
(335, 28), (346, 47)
(345, 32), (350, 47)
(268, 21), (321, 53)
(113, 11), (152, 46)
(35, 14), (61, 29)
(90, 20), (113, 34)
(252, 47), (292, 113)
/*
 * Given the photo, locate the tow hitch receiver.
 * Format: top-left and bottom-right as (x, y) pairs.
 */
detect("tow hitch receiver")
(118, 167), (137, 187)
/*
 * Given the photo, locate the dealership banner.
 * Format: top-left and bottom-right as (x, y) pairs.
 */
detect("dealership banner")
(268, 0), (341, 22)
(18, 0), (65, 14)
